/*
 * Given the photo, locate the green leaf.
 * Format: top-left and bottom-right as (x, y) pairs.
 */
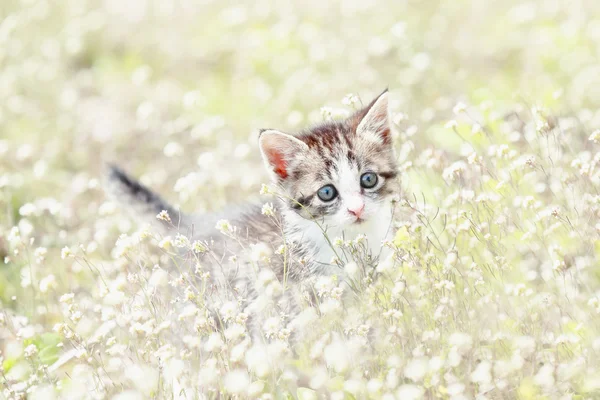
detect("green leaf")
(2, 357), (18, 372)
(38, 346), (59, 366)
(23, 332), (61, 365)
(517, 377), (540, 400)
(393, 226), (410, 248)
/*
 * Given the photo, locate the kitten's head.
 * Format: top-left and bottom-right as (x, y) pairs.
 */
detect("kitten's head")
(259, 90), (399, 228)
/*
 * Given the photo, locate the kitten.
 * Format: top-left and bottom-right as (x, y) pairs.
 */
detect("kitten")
(107, 89), (399, 283)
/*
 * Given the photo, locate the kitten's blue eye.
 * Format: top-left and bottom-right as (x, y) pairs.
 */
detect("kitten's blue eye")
(360, 172), (378, 189)
(317, 185), (338, 202)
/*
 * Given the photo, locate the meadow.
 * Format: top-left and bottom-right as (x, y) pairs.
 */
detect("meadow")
(1, 0), (600, 398)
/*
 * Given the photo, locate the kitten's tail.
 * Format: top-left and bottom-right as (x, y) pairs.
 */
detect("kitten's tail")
(104, 164), (185, 231)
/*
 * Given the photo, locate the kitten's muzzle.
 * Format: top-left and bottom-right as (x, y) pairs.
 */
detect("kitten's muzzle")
(347, 203), (365, 219)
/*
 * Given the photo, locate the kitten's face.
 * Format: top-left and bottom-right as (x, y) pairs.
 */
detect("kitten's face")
(259, 90), (399, 229)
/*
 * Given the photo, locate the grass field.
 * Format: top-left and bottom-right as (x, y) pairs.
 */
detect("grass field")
(2, 0), (600, 398)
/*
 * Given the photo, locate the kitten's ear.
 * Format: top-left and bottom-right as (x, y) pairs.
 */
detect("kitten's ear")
(356, 89), (391, 144)
(259, 130), (308, 180)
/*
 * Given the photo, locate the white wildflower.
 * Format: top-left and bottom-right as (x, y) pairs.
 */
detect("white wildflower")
(8, 227), (21, 247)
(224, 324), (246, 341)
(396, 385), (424, 400)
(104, 290), (126, 305)
(125, 365), (159, 396)
(376, 253), (396, 273)
(158, 236), (172, 249)
(178, 304), (199, 320)
(357, 324), (370, 337)
(246, 344), (272, 377)
(513, 336), (536, 356)
(149, 268), (169, 287)
(204, 333), (225, 352)
(391, 281), (406, 300)
(61, 246), (72, 259)
(173, 233), (190, 248)
(216, 219), (234, 235)
(163, 358), (185, 381)
(467, 152), (481, 164)
(263, 317), (280, 339)
(449, 332), (472, 355)
(224, 370), (250, 394)
(442, 161), (467, 182)
(342, 93), (360, 107)
(344, 261), (359, 277)
(248, 381), (265, 397)
(261, 202), (275, 216)
(250, 242), (272, 262)
(453, 102), (467, 114)
(470, 361), (492, 384)
(589, 129), (600, 143)
(320, 106), (333, 120)
(314, 276), (335, 297)
(19, 202), (37, 216)
(34, 247), (47, 263)
(444, 120), (458, 129)
(260, 184), (271, 195)
(163, 141), (183, 157)
(39, 274), (57, 293)
(220, 301), (238, 323)
(447, 382), (465, 396)
(59, 293), (75, 303)
(156, 210), (171, 223)
(24, 343), (38, 358)
(186, 240), (204, 254)
(324, 340), (349, 373)
(367, 379), (383, 395)
(198, 359), (219, 386)
(404, 357), (428, 382)
(108, 346), (127, 359)
(330, 286), (344, 300)
(534, 364), (555, 388)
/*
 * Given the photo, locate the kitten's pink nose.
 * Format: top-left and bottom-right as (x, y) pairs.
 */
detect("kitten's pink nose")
(347, 202), (365, 219)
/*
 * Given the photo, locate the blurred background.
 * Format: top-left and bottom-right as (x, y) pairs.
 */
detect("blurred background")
(2, 0), (600, 212)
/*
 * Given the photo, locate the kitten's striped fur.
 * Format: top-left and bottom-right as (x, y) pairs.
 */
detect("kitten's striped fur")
(107, 90), (399, 281)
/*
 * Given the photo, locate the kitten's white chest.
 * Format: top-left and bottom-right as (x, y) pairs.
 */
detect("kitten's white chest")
(285, 202), (395, 276)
